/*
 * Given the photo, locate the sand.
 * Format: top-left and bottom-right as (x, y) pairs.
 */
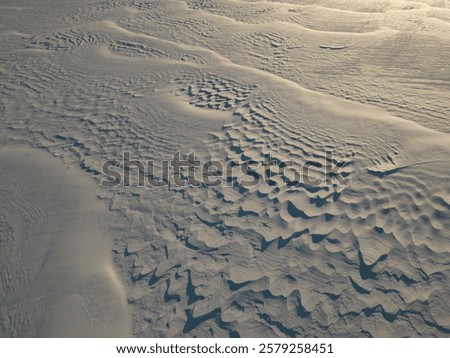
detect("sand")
(0, 0), (449, 337)
(0, 147), (131, 337)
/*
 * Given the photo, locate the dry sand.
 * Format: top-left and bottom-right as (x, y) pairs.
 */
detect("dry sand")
(0, 147), (131, 337)
(0, 0), (449, 337)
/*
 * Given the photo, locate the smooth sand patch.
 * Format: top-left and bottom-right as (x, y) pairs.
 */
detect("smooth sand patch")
(0, 147), (131, 337)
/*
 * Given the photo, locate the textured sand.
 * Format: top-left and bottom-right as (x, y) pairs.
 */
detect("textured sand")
(0, 0), (449, 337)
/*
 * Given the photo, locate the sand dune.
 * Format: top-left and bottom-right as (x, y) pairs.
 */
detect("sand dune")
(0, 148), (131, 337)
(0, 0), (449, 337)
